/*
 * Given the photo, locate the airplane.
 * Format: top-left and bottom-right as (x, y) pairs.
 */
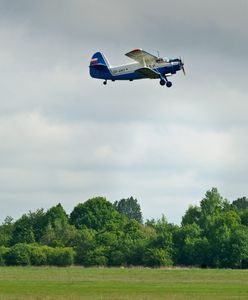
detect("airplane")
(89, 48), (185, 87)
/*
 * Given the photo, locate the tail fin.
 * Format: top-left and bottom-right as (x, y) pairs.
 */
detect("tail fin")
(89, 52), (112, 79)
(90, 52), (110, 67)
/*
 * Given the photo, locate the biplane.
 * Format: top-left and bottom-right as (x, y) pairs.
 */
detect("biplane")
(89, 48), (185, 87)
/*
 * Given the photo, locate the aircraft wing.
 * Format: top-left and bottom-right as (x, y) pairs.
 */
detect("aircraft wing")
(135, 67), (161, 79)
(125, 48), (158, 65)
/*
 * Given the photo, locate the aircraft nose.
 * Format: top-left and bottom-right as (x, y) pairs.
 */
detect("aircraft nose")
(179, 58), (186, 75)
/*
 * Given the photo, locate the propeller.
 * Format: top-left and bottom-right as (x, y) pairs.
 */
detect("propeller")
(179, 57), (186, 75)
(168, 57), (186, 75)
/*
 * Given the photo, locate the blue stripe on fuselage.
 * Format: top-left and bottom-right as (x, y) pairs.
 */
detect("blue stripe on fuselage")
(89, 63), (181, 81)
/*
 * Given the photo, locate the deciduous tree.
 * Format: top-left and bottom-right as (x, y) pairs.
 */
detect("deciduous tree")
(114, 197), (143, 223)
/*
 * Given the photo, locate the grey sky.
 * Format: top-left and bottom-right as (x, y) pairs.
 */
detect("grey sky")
(0, 0), (248, 224)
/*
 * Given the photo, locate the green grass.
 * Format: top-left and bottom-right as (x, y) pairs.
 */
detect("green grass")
(0, 267), (248, 299)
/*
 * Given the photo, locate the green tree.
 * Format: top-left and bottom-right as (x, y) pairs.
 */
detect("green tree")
(121, 220), (150, 265)
(73, 228), (97, 265)
(146, 216), (174, 261)
(96, 230), (127, 266)
(45, 203), (68, 227)
(70, 197), (122, 231)
(41, 219), (77, 247)
(144, 218), (174, 267)
(0, 246), (9, 266)
(114, 197), (143, 223)
(5, 205), (69, 247)
(27, 209), (47, 242)
(232, 197), (248, 211)
(0, 216), (14, 246)
(173, 223), (206, 266)
(229, 226), (248, 268)
(240, 208), (248, 226)
(199, 188), (229, 235)
(200, 188), (225, 216)
(204, 210), (241, 268)
(10, 215), (35, 245)
(181, 205), (201, 226)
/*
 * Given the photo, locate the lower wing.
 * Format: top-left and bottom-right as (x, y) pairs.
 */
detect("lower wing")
(135, 67), (161, 79)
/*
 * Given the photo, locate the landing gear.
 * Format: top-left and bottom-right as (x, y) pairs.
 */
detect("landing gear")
(160, 77), (172, 88)
(160, 79), (166, 86)
(103, 80), (107, 85)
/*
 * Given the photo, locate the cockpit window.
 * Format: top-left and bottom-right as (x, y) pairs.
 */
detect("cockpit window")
(156, 58), (164, 63)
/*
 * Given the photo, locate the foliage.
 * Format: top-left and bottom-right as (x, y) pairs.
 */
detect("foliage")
(28, 244), (47, 266)
(2, 188), (248, 268)
(232, 197), (248, 211)
(173, 223), (206, 266)
(4, 243), (74, 267)
(177, 188), (248, 268)
(45, 203), (68, 227)
(0, 246), (9, 266)
(73, 228), (97, 264)
(5, 243), (31, 266)
(240, 208), (248, 226)
(41, 219), (77, 247)
(27, 209), (47, 241)
(10, 215), (35, 245)
(143, 247), (172, 267)
(0, 216), (14, 247)
(70, 197), (123, 231)
(181, 205), (201, 226)
(46, 247), (75, 266)
(114, 197), (143, 223)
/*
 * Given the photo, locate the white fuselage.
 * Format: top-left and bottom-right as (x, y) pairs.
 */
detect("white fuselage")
(109, 60), (171, 76)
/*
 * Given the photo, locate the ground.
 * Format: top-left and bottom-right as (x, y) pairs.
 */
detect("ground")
(0, 267), (248, 299)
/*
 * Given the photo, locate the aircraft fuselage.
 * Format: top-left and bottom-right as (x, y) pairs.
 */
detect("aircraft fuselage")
(89, 50), (185, 87)
(90, 60), (181, 81)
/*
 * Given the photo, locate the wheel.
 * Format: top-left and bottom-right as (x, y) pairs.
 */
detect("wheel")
(103, 80), (107, 85)
(160, 79), (166, 86)
(166, 81), (172, 88)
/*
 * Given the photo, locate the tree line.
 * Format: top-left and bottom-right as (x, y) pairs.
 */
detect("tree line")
(1, 189), (248, 268)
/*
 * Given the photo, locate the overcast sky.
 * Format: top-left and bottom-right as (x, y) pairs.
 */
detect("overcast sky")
(0, 0), (248, 224)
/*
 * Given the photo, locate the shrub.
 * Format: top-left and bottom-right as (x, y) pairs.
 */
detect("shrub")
(83, 247), (108, 266)
(5, 243), (31, 266)
(4, 244), (74, 266)
(28, 245), (47, 266)
(108, 250), (126, 266)
(46, 247), (74, 266)
(0, 246), (9, 266)
(143, 248), (173, 267)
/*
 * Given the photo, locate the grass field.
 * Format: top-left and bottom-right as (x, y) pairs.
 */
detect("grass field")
(0, 267), (248, 299)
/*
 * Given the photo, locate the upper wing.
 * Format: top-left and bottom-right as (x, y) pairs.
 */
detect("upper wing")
(125, 48), (158, 65)
(135, 67), (161, 79)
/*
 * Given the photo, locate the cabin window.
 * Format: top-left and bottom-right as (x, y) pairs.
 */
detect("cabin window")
(156, 58), (164, 63)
